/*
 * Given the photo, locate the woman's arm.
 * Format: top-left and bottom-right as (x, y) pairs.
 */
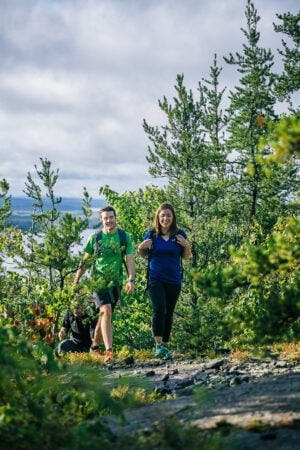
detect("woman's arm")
(176, 234), (192, 259)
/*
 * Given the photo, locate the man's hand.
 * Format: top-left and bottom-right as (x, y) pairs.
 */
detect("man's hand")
(58, 328), (66, 341)
(124, 280), (135, 294)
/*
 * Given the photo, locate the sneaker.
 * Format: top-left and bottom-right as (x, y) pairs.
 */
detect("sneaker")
(90, 346), (103, 356)
(154, 344), (172, 360)
(104, 349), (114, 362)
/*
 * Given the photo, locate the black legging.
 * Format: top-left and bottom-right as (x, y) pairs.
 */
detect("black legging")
(148, 278), (181, 343)
(58, 339), (90, 353)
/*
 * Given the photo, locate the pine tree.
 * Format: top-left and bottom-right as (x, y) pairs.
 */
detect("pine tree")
(273, 11), (300, 112)
(21, 159), (92, 291)
(143, 59), (229, 259)
(0, 179), (11, 230)
(224, 0), (297, 236)
(143, 73), (204, 220)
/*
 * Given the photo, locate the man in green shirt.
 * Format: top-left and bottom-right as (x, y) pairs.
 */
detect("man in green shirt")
(73, 206), (135, 362)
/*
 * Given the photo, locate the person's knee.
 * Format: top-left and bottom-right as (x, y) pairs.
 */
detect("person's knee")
(58, 340), (69, 353)
(100, 304), (112, 319)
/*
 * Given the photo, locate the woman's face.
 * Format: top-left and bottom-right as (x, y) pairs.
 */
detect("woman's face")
(158, 208), (173, 230)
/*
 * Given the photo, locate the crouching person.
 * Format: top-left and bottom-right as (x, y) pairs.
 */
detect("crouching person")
(57, 299), (97, 354)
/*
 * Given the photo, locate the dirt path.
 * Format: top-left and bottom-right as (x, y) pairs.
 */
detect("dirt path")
(102, 357), (300, 449)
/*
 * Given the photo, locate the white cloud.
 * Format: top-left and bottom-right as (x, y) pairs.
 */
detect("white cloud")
(0, 0), (299, 199)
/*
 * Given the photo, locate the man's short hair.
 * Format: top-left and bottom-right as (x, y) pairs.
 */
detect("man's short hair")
(99, 205), (116, 217)
(70, 299), (85, 310)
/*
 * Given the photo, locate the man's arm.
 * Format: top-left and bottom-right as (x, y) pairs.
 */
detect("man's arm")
(125, 253), (135, 294)
(58, 311), (70, 340)
(58, 326), (68, 341)
(73, 252), (90, 285)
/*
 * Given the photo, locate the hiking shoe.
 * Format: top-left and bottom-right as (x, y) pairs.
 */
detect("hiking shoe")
(90, 346), (103, 356)
(104, 349), (114, 362)
(154, 344), (172, 360)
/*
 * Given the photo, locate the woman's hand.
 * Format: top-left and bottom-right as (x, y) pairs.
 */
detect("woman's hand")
(176, 234), (188, 247)
(137, 238), (153, 258)
(138, 238), (153, 251)
(176, 234), (192, 258)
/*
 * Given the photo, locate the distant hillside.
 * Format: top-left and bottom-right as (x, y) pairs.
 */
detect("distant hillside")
(10, 197), (105, 212)
(6, 197), (105, 231)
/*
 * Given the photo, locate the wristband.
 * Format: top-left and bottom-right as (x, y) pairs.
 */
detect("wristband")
(129, 279), (135, 283)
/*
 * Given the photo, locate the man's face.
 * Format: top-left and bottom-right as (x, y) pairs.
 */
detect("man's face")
(73, 306), (85, 317)
(101, 211), (117, 233)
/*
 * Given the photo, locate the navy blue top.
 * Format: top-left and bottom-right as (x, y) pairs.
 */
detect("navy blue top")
(144, 229), (187, 285)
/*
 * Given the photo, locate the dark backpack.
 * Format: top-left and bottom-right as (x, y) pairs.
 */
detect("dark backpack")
(93, 227), (128, 276)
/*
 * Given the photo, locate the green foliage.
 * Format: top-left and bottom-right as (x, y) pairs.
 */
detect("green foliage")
(273, 11), (300, 109)
(0, 179), (11, 230)
(259, 114), (300, 163)
(223, 0), (298, 235)
(0, 3), (299, 447)
(0, 326), (104, 448)
(112, 291), (153, 351)
(0, 159), (100, 350)
(171, 286), (236, 353)
(193, 216), (300, 345)
(190, 111), (300, 347)
(0, 324), (163, 450)
(116, 418), (228, 450)
(0, 0), (299, 363)
(20, 158), (91, 288)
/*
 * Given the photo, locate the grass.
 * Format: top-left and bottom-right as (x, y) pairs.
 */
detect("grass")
(229, 341), (300, 364)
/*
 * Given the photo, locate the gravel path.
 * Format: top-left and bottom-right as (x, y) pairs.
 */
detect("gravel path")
(102, 356), (300, 449)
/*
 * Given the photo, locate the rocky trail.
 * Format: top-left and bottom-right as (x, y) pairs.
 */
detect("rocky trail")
(102, 354), (300, 449)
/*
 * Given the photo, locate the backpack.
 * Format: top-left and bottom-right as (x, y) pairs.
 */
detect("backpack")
(145, 228), (156, 289)
(145, 228), (184, 291)
(93, 227), (128, 276)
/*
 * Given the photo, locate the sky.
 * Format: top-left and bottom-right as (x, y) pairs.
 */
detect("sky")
(0, 0), (299, 200)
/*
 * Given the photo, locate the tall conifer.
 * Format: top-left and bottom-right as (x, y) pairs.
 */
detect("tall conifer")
(224, 0), (297, 236)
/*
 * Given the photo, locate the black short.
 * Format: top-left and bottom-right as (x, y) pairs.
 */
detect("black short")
(93, 286), (121, 312)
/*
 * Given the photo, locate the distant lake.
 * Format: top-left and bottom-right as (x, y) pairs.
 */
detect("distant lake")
(10, 196), (104, 213)
(5, 197), (105, 231)
(4, 228), (93, 274)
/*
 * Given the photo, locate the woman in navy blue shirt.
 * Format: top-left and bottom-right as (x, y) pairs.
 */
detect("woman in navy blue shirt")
(138, 202), (191, 359)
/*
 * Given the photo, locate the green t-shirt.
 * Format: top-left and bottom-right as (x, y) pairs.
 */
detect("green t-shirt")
(84, 229), (134, 287)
